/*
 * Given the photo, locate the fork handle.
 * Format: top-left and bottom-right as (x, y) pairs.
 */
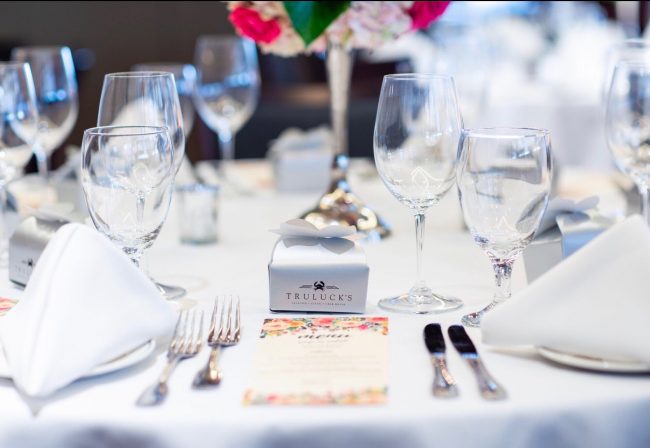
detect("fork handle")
(192, 345), (222, 388)
(136, 357), (179, 407)
(159, 357), (180, 385)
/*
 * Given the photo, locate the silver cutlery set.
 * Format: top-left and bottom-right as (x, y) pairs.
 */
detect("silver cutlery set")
(137, 296), (241, 406)
(424, 323), (506, 400)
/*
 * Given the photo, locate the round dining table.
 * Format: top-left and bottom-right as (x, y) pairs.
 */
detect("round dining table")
(0, 160), (648, 448)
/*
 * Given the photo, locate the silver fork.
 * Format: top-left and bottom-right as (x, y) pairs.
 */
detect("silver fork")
(137, 309), (204, 406)
(192, 295), (241, 388)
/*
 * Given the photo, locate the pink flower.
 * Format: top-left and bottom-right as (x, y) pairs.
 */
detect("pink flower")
(312, 317), (335, 327)
(229, 7), (281, 44)
(408, 1), (450, 30)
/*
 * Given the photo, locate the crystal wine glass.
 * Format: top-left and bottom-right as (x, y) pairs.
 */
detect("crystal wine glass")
(193, 35), (259, 181)
(131, 63), (197, 138)
(81, 126), (174, 268)
(603, 39), (650, 102)
(0, 63), (39, 262)
(606, 61), (650, 224)
(457, 128), (552, 327)
(11, 46), (78, 179)
(373, 74), (463, 314)
(98, 72), (184, 174)
(98, 71), (185, 299)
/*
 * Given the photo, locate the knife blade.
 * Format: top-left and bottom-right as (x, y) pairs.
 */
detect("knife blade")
(423, 323), (458, 398)
(448, 325), (506, 400)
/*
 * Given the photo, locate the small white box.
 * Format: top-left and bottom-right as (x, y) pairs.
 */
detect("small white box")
(268, 236), (369, 313)
(523, 211), (615, 283)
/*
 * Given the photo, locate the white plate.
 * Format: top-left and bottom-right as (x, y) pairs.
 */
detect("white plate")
(0, 340), (155, 380)
(537, 346), (650, 373)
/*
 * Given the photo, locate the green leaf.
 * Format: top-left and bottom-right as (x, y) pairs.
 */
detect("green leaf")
(283, 1), (350, 46)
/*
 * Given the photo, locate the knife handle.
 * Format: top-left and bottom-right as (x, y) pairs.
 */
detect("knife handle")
(466, 357), (506, 400)
(431, 355), (458, 398)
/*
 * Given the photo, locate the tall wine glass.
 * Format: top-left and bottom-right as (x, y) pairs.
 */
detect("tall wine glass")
(81, 126), (174, 268)
(11, 46), (78, 179)
(98, 72), (185, 299)
(457, 128), (552, 327)
(131, 63), (197, 138)
(374, 74), (463, 314)
(0, 63), (39, 262)
(98, 72), (184, 174)
(193, 35), (259, 169)
(603, 39), (650, 102)
(606, 62), (650, 224)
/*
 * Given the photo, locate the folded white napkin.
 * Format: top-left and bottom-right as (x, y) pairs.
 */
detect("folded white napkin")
(0, 223), (175, 396)
(482, 215), (650, 364)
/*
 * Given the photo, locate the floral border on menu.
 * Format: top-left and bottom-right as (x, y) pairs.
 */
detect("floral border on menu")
(0, 298), (16, 317)
(243, 386), (387, 406)
(260, 317), (388, 338)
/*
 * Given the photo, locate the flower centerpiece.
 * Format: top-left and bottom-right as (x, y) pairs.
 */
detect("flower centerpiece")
(226, 1), (450, 239)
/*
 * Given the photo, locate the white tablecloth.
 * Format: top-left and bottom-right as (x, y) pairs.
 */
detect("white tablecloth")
(0, 161), (648, 448)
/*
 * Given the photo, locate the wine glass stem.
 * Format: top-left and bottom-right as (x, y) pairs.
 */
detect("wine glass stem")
(219, 132), (235, 163)
(414, 213), (426, 289)
(131, 193), (146, 269)
(492, 259), (513, 303)
(35, 148), (49, 180)
(640, 184), (650, 225)
(0, 185), (7, 264)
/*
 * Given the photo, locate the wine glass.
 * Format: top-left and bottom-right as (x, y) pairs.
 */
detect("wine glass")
(98, 72), (184, 174)
(131, 63), (197, 138)
(0, 63), (39, 262)
(606, 61), (650, 223)
(373, 74), (463, 314)
(98, 71), (185, 299)
(603, 39), (650, 103)
(193, 35), (259, 181)
(457, 128), (552, 327)
(11, 46), (78, 179)
(81, 126), (174, 268)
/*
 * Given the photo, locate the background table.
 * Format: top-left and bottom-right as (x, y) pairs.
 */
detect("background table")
(0, 161), (648, 448)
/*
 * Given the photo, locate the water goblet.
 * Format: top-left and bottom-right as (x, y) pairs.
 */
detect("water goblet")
(457, 128), (552, 327)
(373, 74), (463, 314)
(81, 126), (174, 270)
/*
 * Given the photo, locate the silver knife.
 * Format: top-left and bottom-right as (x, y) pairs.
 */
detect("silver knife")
(424, 323), (458, 398)
(448, 325), (506, 400)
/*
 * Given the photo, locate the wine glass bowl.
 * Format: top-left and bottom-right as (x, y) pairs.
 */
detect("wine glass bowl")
(193, 35), (260, 163)
(81, 126), (174, 267)
(98, 72), (185, 174)
(131, 63), (197, 138)
(373, 74), (463, 314)
(11, 46), (78, 178)
(457, 127), (552, 327)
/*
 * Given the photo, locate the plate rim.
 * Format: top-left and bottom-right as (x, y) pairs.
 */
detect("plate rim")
(0, 339), (156, 380)
(537, 346), (650, 373)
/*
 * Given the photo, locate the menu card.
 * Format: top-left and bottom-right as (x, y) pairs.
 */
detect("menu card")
(244, 316), (389, 405)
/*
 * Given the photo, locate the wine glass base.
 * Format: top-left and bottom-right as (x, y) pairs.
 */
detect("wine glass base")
(155, 282), (186, 300)
(461, 300), (498, 328)
(377, 293), (462, 314)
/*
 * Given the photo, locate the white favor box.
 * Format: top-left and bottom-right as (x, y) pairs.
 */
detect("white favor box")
(268, 236), (368, 313)
(523, 212), (615, 283)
